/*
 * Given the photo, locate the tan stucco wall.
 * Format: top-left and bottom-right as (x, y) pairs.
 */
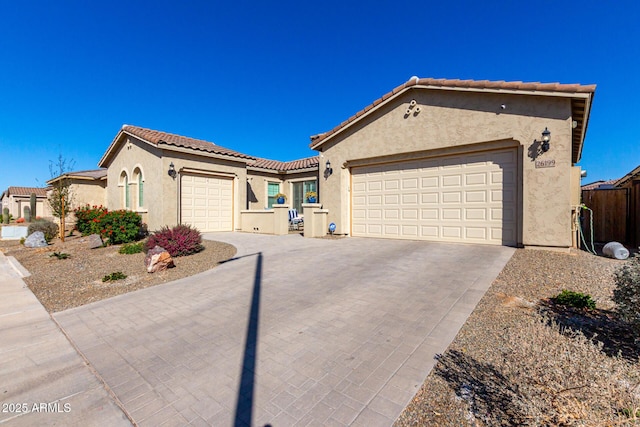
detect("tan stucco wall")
(104, 135), (248, 231)
(247, 172), (283, 209)
(319, 89), (576, 247)
(240, 210), (275, 233)
(105, 136), (162, 229)
(70, 181), (107, 209)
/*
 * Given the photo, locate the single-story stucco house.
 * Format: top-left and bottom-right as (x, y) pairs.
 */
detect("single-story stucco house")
(46, 168), (108, 207)
(45, 168), (108, 226)
(0, 187), (51, 219)
(97, 125), (319, 232)
(91, 76), (595, 250)
(310, 77), (595, 250)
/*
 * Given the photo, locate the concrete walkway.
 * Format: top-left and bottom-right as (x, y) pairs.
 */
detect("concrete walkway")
(51, 233), (514, 426)
(0, 251), (131, 426)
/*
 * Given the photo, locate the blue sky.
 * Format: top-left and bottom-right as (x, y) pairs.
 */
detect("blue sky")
(1, 1), (638, 193)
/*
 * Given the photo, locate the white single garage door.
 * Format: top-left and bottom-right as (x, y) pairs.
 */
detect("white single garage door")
(351, 149), (517, 245)
(181, 174), (233, 232)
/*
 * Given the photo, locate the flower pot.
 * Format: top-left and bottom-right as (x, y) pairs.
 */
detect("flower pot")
(277, 196), (285, 204)
(307, 196), (317, 203)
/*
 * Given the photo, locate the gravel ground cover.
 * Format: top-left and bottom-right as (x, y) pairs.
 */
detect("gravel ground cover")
(0, 234), (236, 313)
(2, 232), (639, 424)
(396, 249), (640, 426)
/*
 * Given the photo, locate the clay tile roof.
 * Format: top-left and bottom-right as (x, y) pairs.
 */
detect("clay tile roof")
(6, 187), (48, 197)
(581, 179), (617, 190)
(250, 156), (319, 172)
(309, 77), (597, 153)
(122, 125), (254, 160)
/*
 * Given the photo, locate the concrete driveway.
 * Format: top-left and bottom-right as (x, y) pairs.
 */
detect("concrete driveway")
(52, 233), (514, 426)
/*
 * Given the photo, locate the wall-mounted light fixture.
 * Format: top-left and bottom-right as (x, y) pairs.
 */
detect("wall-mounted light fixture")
(168, 162), (177, 179)
(324, 160), (333, 179)
(540, 127), (551, 152)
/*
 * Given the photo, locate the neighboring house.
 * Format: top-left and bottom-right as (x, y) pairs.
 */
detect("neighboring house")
(309, 77), (596, 249)
(47, 168), (108, 223)
(97, 125), (319, 232)
(0, 187), (51, 219)
(581, 180), (616, 190)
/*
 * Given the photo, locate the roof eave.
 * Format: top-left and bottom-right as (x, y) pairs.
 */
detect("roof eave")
(573, 91), (595, 163)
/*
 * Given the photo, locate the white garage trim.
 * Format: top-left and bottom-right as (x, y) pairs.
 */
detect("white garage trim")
(180, 173), (234, 232)
(350, 149), (518, 246)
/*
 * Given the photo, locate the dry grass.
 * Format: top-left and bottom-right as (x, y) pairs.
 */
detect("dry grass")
(397, 250), (640, 426)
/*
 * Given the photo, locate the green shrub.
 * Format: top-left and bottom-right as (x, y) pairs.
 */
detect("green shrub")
(613, 256), (640, 334)
(552, 289), (596, 309)
(102, 271), (127, 282)
(50, 252), (70, 260)
(74, 205), (142, 244)
(27, 219), (59, 243)
(74, 205), (108, 236)
(119, 242), (144, 254)
(145, 224), (204, 257)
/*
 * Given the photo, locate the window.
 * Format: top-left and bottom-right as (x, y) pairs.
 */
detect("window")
(138, 173), (144, 208)
(267, 182), (280, 208)
(133, 167), (144, 209)
(292, 180), (317, 212)
(120, 171), (130, 209)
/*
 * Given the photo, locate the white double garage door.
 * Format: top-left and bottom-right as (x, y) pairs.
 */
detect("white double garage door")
(351, 149), (517, 246)
(180, 174), (233, 232)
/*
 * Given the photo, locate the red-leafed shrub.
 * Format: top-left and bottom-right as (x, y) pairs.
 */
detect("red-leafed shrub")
(145, 224), (204, 257)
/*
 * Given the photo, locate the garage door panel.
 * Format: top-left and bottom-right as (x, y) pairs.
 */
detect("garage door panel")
(181, 174), (233, 232)
(421, 193), (438, 203)
(466, 191), (486, 203)
(422, 177), (439, 188)
(421, 209), (438, 220)
(442, 192), (461, 203)
(385, 180), (400, 190)
(352, 149), (517, 246)
(369, 195), (382, 205)
(421, 226), (438, 237)
(465, 227), (487, 239)
(465, 208), (486, 220)
(442, 175), (462, 186)
(465, 173), (487, 185)
(368, 181), (382, 191)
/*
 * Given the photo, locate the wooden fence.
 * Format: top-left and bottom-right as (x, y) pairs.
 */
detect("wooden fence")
(581, 189), (629, 243)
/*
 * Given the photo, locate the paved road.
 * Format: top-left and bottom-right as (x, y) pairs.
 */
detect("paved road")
(7, 233), (514, 426)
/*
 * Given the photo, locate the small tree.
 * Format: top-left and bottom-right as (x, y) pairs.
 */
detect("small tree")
(48, 155), (75, 242)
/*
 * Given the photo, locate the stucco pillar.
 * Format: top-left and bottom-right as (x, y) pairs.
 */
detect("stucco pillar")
(272, 204), (290, 235)
(302, 203), (328, 238)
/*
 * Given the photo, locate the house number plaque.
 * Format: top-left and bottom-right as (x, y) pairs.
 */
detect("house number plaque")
(535, 159), (556, 168)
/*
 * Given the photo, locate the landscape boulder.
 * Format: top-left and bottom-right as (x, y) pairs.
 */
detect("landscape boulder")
(24, 231), (48, 248)
(86, 233), (103, 249)
(145, 245), (175, 273)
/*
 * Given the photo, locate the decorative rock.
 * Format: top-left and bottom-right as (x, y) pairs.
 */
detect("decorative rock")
(145, 245), (175, 273)
(86, 233), (103, 249)
(24, 231), (48, 248)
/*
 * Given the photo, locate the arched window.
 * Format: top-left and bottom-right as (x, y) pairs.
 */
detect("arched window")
(133, 167), (144, 209)
(120, 171), (130, 209)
